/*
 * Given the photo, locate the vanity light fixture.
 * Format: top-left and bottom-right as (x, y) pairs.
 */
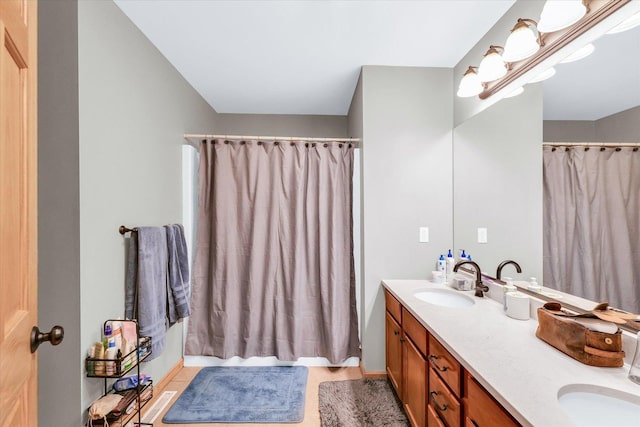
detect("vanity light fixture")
(559, 43), (595, 63)
(528, 67), (556, 83)
(456, 0), (630, 99)
(502, 19), (542, 63)
(477, 45), (508, 82)
(456, 66), (484, 98)
(538, 0), (588, 33)
(503, 86), (524, 98)
(606, 11), (640, 34)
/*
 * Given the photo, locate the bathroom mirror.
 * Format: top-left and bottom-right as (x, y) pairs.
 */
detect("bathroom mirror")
(453, 3), (640, 328)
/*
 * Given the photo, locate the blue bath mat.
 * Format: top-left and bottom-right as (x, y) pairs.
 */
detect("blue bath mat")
(162, 366), (308, 423)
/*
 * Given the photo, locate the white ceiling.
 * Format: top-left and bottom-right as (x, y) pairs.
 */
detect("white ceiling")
(114, 0), (515, 116)
(114, 0), (639, 120)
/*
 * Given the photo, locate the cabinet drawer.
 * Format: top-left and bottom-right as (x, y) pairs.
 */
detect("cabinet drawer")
(427, 404), (446, 427)
(428, 335), (462, 398)
(464, 372), (520, 427)
(385, 290), (402, 324)
(429, 367), (461, 427)
(402, 307), (427, 355)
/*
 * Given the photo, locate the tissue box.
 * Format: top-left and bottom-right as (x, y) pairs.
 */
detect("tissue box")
(448, 274), (473, 291)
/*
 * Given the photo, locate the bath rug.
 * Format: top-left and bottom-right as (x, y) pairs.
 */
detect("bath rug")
(162, 366), (308, 423)
(318, 378), (409, 427)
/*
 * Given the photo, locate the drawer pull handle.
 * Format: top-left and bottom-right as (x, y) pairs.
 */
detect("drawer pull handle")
(400, 337), (406, 343)
(430, 391), (448, 412)
(394, 330), (400, 336)
(429, 354), (448, 372)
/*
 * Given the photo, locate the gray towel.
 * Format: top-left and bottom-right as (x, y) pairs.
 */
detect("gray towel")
(165, 224), (190, 326)
(124, 226), (168, 359)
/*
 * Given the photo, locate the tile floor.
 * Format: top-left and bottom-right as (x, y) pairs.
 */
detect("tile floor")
(143, 366), (363, 427)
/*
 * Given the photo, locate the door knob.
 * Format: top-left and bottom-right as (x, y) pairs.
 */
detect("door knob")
(30, 325), (64, 353)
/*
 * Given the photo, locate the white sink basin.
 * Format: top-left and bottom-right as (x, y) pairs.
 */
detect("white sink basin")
(558, 384), (640, 426)
(414, 289), (475, 308)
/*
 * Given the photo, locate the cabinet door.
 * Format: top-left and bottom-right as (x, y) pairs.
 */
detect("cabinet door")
(404, 336), (427, 427)
(386, 310), (403, 399)
(464, 373), (520, 427)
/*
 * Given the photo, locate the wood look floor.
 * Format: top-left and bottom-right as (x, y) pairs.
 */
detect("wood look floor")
(144, 366), (363, 427)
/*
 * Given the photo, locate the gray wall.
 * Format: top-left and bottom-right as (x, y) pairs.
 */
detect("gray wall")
(217, 113), (347, 137)
(454, 85), (543, 282)
(38, 2), (81, 426)
(544, 106), (640, 142)
(76, 1), (219, 418)
(360, 66), (453, 372)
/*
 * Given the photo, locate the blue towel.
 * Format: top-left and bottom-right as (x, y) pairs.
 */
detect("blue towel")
(125, 227), (168, 359)
(165, 224), (191, 326)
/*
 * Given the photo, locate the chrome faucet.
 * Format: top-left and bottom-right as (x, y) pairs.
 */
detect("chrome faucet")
(496, 260), (522, 280)
(453, 260), (488, 297)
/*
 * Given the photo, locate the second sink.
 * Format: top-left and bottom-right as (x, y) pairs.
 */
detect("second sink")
(414, 289), (475, 308)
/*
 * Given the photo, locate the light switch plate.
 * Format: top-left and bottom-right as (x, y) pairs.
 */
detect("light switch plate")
(419, 227), (429, 243)
(477, 227), (488, 243)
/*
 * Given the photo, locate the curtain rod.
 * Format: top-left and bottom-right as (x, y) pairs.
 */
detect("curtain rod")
(184, 133), (360, 143)
(543, 142), (640, 147)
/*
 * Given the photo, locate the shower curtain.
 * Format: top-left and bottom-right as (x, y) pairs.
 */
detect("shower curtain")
(185, 139), (360, 363)
(543, 145), (640, 313)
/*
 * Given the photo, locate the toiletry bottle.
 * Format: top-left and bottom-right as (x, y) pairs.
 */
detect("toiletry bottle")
(446, 249), (455, 278)
(438, 254), (446, 277)
(502, 278), (516, 311)
(460, 249), (468, 261)
(103, 322), (112, 349)
(528, 277), (542, 293)
(112, 319), (122, 351)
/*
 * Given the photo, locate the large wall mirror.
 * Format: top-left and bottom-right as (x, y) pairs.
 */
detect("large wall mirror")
(453, 2), (640, 323)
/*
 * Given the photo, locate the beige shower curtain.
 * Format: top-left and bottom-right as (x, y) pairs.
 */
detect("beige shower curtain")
(185, 139), (360, 363)
(543, 146), (640, 313)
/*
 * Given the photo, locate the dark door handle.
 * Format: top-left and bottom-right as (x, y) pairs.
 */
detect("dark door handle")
(30, 325), (64, 353)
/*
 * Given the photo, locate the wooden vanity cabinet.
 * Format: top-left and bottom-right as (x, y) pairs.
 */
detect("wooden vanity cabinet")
(402, 307), (428, 427)
(385, 290), (428, 427)
(385, 291), (404, 399)
(427, 335), (462, 427)
(463, 372), (520, 427)
(384, 288), (519, 427)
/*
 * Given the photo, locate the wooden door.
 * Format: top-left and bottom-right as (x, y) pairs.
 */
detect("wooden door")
(403, 336), (426, 427)
(385, 310), (403, 399)
(0, 1), (38, 426)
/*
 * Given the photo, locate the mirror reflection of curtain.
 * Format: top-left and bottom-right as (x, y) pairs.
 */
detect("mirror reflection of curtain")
(543, 146), (640, 313)
(185, 139), (360, 363)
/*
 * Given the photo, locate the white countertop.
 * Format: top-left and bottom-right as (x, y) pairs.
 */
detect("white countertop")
(382, 279), (640, 427)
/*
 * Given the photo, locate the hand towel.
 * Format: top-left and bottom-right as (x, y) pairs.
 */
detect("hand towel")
(165, 224), (191, 326)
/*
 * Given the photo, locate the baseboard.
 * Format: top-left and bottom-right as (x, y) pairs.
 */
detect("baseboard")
(359, 361), (388, 379)
(155, 357), (183, 393)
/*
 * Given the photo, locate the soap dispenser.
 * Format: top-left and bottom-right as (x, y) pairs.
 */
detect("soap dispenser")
(528, 277), (542, 293)
(446, 249), (455, 278)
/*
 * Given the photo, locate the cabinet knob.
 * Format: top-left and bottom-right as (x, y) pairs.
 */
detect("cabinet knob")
(394, 330), (400, 336)
(429, 354), (449, 372)
(430, 391), (448, 412)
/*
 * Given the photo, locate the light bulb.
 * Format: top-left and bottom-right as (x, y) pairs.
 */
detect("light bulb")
(477, 47), (507, 82)
(538, 0), (587, 33)
(457, 67), (483, 98)
(559, 43), (594, 63)
(528, 67), (556, 83)
(606, 11), (640, 35)
(503, 20), (540, 62)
